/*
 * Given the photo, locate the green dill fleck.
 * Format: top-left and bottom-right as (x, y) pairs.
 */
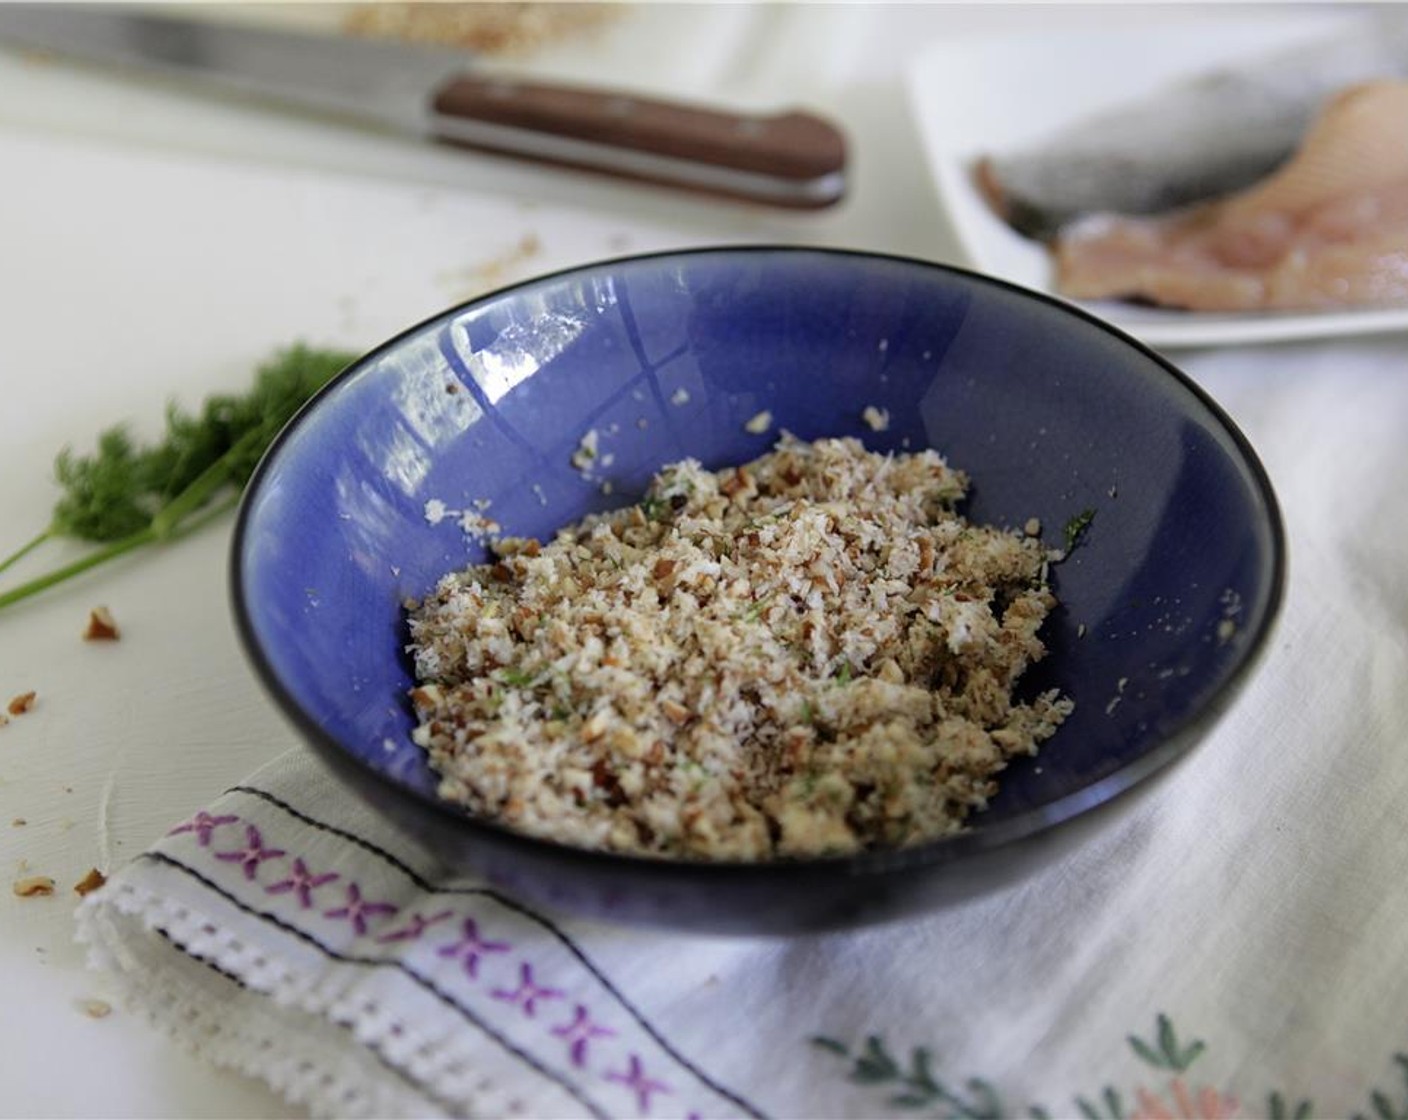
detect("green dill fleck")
(499, 667), (536, 688)
(834, 661), (853, 686)
(551, 704), (571, 720)
(1063, 508), (1096, 553)
(738, 593), (774, 622)
(800, 700), (815, 724)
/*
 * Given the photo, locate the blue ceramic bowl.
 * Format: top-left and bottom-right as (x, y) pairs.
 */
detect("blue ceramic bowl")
(232, 247), (1285, 933)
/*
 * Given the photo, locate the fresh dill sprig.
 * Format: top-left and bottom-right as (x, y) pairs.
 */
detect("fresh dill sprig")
(0, 344), (356, 612)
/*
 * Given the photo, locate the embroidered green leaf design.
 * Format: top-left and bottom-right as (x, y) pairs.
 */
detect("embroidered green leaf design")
(1127, 1035), (1168, 1070)
(854, 1035), (901, 1083)
(811, 1033), (1006, 1118)
(1268, 1090), (1315, 1120)
(1351, 1051), (1408, 1120)
(962, 1077), (1003, 1120)
(907, 1047), (941, 1095)
(1129, 1014), (1204, 1072)
(814, 1018), (1408, 1120)
(1072, 1087), (1126, 1120)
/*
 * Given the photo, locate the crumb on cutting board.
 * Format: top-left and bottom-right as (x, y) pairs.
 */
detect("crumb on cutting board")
(7, 691), (36, 717)
(73, 868), (107, 897)
(13, 875), (55, 898)
(83, 606), (120, 641)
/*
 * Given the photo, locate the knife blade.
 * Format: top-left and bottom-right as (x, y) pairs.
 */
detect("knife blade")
(0, 4), (847, 208)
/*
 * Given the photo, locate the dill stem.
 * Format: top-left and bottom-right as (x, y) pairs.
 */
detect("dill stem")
(0, 529), (52, 577)
(149, 426), (263, 539)
(0, 494), (239, 613)
(0, 528), (155, 611)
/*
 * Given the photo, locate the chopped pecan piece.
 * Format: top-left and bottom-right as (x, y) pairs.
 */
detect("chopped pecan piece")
(83, 606), (121, 641)
(13, 875), (55, 898)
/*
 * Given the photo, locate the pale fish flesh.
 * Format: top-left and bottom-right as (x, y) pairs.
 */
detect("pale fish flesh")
(1053, 81), (1408, 312)
(976, 14), (1408, 240)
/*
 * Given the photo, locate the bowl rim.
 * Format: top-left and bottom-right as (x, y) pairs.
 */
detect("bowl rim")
(230, 244), (1288, 878)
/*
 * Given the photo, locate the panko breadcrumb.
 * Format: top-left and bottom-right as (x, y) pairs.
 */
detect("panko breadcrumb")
(407, 435), (1071, 860)
(343, 3), (619, 57)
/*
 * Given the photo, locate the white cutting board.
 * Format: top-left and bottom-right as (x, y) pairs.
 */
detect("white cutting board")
(0, 45), (766, 1115)
(0, 2), (901, 1108)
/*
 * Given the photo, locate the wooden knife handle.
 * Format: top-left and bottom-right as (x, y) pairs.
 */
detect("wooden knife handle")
(430, 74), (847, 208)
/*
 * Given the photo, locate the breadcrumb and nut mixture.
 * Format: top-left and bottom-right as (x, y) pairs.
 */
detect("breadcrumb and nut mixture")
(407, 436), (1071, 860)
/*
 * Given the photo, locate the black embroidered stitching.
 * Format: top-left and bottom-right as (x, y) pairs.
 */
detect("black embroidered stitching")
(227, 783), (768, 1119)
(141, 851), (609, 1120)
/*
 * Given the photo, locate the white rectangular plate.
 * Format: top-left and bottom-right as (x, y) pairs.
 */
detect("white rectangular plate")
(905, 11), (1408, 349)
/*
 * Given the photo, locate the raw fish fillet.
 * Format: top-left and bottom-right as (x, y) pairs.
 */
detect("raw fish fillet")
(976, 14), (1408, 239)
(1053, 81), (1408, 313)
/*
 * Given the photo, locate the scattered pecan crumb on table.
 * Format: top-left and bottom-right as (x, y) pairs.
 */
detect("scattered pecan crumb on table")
(73, 868), (107, 897)
(83, 606), (120, 641)
(7, 691), (36, 716)
(13, 875), (55, 898)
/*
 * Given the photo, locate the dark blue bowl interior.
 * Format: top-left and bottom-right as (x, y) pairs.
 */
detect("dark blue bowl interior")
(235, 248), (1282, 862)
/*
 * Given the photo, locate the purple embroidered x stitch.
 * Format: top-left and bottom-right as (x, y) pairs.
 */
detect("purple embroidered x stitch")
(264, 858), (339, 909)
(167, 810), (238, 847)
(435, 917), (510, 978)
(492, 962), (564, 1018)
(551, 1004), (616, 1068)
(323, 883), (398, 935)
(606, 1054), (672, 1114)
(378, 909), (454, 944)
(214, 824), (286, 881)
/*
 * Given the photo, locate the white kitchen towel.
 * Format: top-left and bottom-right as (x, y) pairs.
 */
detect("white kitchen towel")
(76, 338), (1408, 1120)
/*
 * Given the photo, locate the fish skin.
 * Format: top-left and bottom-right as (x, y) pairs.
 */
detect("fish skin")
(978, 14), (1408, 240)
(1053, 81), (1408, 313)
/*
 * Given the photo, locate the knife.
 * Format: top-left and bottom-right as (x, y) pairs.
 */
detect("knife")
(0, 4), (847, 208)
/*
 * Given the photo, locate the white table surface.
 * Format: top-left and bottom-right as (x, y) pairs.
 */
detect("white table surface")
(0, 4), (1390, 1116)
